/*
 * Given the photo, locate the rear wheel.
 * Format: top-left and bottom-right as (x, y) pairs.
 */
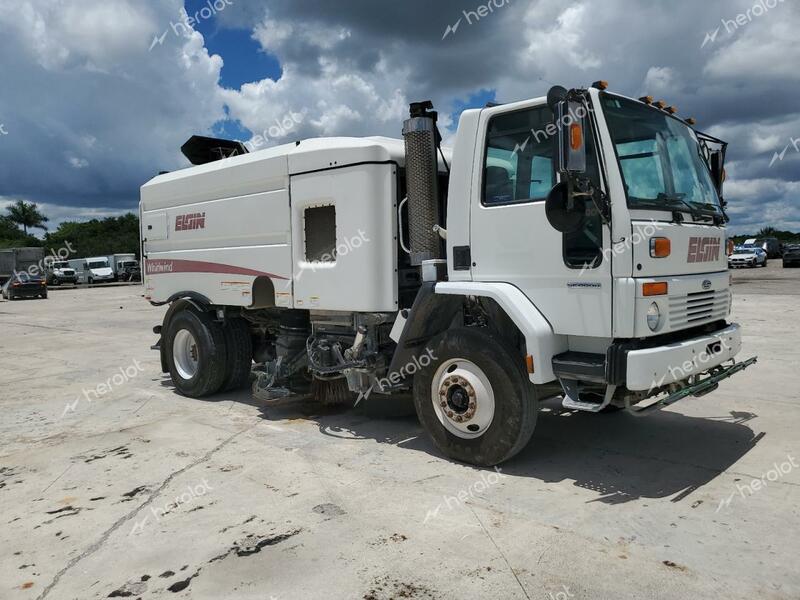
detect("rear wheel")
(164, 308), (228, 397)
(413, 328), (538, 466)
(220, 318), (253, 392)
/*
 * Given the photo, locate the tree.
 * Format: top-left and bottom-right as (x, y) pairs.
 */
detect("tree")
(757, 226), (777, 237)
(6, 200), (49, 234)
(44, 213), (140, 258)
(0, 215), (41, 248)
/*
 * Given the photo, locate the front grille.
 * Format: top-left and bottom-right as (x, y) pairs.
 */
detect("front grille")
(668, 289), (729, 329)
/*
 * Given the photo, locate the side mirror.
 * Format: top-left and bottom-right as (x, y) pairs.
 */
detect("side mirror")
(709, 151), (725, 195)
(545, 181), (586, 233)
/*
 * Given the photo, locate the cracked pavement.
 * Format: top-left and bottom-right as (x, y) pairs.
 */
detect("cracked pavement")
(1, 266), (799, 599)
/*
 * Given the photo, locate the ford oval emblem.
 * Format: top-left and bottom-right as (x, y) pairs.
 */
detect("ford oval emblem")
(702, 279), (712, 290)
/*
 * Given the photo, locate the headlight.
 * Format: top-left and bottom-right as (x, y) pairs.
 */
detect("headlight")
(647, 302), (662, 331)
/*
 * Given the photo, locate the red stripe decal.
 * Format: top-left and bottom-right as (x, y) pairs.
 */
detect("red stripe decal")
(146, 259), (288, 280)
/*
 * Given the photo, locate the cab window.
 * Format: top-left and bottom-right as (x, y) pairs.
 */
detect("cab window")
(483, 106), (554, 206)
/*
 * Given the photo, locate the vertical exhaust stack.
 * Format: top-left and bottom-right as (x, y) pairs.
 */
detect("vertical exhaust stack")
(402, 101), (442, 266)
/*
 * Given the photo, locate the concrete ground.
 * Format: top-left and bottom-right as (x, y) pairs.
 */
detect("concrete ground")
(1, 262), (798, 600)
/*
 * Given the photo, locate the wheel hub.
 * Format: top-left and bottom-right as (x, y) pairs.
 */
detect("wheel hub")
(431, 359), (495, 439)
(173, 329), (199, 380)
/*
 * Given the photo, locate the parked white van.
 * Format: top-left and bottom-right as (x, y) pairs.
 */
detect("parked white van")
(68, 257), (115, 284)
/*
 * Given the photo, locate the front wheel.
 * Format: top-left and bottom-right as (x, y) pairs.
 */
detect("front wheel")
(413, 328), (538, 466)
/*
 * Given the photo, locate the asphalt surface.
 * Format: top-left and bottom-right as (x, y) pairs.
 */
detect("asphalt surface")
(0, 264), (798, 599)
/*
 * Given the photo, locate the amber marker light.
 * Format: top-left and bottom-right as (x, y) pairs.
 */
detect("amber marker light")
(650, 237), (671, 258)
(643, 282), (669, 296)
(570, 122), (583, 150)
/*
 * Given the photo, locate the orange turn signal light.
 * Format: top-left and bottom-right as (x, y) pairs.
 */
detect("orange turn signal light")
(650, 237), (671, 258)
(654, 100), (667, 109)
(639, 95), (654, 104)
(569, 122), (583, 150)
(643, 282), (668, 296)
(525, 355), (535, 374)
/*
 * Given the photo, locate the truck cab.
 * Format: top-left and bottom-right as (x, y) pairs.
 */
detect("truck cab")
(44, 259), (78, 285)
(438, 85), (746, 411)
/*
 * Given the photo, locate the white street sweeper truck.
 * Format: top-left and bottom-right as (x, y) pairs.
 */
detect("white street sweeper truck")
(140, 82), (756, 466)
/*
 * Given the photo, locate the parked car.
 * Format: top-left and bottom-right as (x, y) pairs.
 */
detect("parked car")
(729, 245), (768, 268)
(1, 272), (48, 300)
(783, 245), (800, 268)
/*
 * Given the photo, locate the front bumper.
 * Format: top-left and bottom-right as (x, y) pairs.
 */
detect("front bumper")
(617, 322), (742, 391)
(729, 258), (756, 267)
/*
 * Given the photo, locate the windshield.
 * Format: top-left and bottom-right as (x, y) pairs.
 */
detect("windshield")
(53, 262), (69, 269)
(88, 261), (108, 269)
(601, 94), (721, 216)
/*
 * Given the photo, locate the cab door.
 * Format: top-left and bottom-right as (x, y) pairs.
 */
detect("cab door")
(469, 101), (613, 339)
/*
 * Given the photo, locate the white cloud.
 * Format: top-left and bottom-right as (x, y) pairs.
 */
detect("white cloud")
(0, 0), (799, 235)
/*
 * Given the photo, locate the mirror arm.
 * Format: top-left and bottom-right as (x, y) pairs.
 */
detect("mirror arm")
(572, 176), (611, 225)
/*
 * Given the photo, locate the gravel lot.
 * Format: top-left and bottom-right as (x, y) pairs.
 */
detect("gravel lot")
(1, 263), (798, 600)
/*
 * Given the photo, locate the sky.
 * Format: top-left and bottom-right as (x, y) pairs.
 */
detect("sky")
(0, 0), (798, 234)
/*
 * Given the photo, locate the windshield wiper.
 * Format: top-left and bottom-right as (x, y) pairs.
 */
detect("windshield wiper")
(656, 193), (714, 222)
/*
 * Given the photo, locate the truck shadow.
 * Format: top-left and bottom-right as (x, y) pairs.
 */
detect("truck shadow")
(505, 402), (763, 504)
(178, 380), (763, 506)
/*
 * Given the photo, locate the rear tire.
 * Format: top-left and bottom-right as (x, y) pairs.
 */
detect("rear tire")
(220, 318), (253, 392)
(164, 308), (228, 397)
(413, 328), (538, 466)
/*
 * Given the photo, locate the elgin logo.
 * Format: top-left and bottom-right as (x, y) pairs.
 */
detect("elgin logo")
(687, 237), (721, 263)
(175, 212), (206, 231)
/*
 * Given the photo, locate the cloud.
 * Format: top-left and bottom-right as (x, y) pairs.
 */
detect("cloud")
(0, 0), (226, 210)
(0, 0), (798, 233)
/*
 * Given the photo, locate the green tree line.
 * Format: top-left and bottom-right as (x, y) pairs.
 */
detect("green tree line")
(1, 200), (140, 258)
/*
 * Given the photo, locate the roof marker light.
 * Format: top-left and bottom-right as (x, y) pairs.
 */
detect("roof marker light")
(639, 95), (654, 104)
(592, 80), (609, 90)
(654, 100), (667, 109)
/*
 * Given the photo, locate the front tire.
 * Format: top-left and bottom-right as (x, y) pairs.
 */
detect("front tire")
(413, 328), (538, 466)
(164, 308), (228, 397)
